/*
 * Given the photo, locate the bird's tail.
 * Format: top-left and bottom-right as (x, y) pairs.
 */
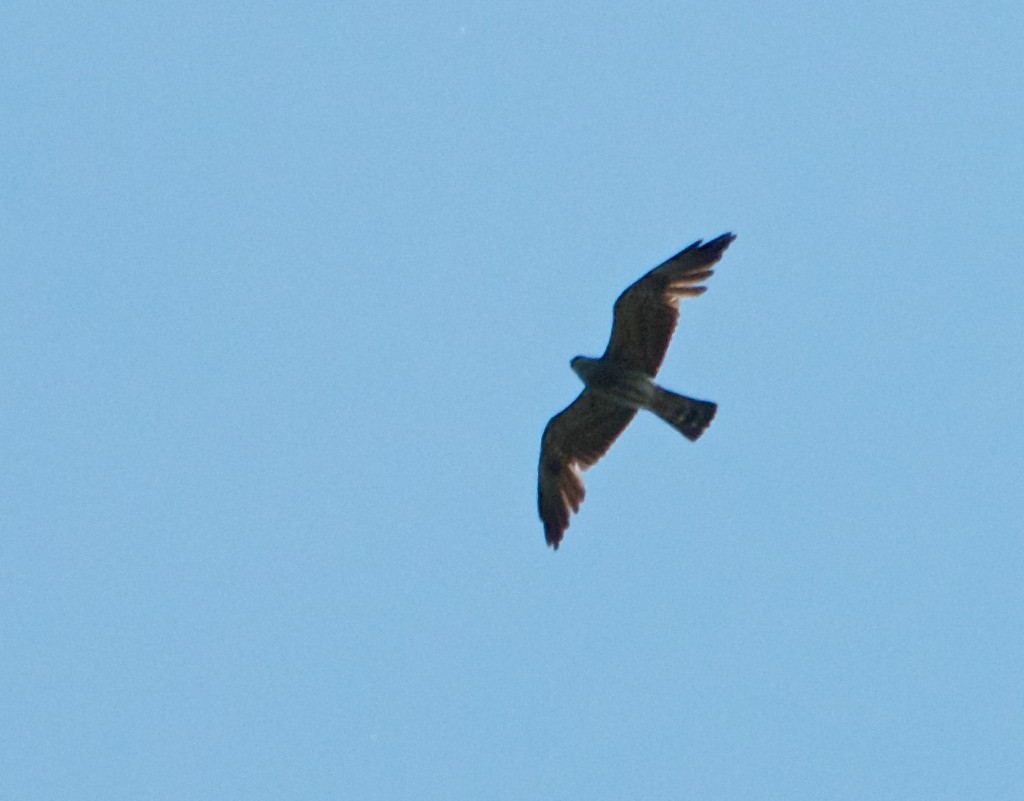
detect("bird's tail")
(650, 387), (717, 441)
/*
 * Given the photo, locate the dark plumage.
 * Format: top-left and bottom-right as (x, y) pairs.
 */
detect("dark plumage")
(538, 234), (735, 549)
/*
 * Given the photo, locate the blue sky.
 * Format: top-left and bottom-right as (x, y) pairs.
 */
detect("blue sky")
(3, 2), (1023, 799)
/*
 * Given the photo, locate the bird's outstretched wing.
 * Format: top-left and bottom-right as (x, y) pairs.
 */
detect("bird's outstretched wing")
(538, 391), (637, 549)
(603, 233), (735, 376)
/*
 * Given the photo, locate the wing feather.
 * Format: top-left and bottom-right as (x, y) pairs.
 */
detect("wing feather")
(604, 233), (735, 375)
(537, 391), (636, 549)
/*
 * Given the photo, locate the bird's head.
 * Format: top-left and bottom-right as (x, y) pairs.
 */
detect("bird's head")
(570, 355), (598, 382)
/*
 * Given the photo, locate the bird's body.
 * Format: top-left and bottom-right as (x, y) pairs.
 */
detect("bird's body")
(570, 356), (656, 407)
(569, 354), (718, 440)
(537, 233), (735, 549)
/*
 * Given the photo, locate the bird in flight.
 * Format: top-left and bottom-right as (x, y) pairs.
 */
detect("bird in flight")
(537, 233), (735, 549)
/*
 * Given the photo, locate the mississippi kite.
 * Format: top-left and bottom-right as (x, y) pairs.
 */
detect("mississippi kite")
(537, 233), (735, 549)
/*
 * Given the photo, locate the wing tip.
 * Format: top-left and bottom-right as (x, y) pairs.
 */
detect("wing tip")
(703, 231), (736, 252)
(669, 231), (736, 264)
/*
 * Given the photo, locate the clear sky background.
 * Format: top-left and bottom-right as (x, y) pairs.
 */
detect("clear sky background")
(3, 2), (1023, 799)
